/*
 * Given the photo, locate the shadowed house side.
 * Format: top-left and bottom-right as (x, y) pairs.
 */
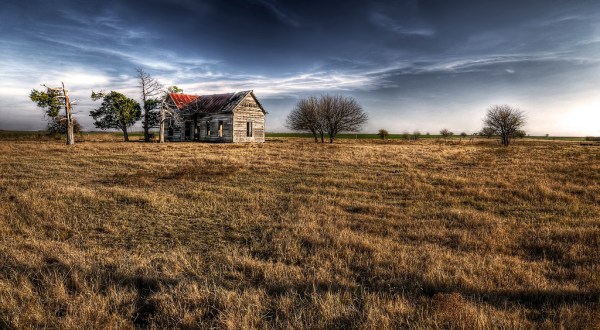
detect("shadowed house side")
(164, 90), (266, 143)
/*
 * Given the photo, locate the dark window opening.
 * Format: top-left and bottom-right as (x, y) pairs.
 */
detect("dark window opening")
(184, 122), (191, 140)
(246, 122), (253, 137)
(206, 122), (211, 136)
(218, 121), (223, 137)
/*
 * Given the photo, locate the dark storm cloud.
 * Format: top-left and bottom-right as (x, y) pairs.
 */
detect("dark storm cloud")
(1, 0), (599, 134)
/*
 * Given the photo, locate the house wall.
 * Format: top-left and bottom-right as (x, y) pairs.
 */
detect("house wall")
(232, 94), (265, 143)
(197, 114), (234, 142)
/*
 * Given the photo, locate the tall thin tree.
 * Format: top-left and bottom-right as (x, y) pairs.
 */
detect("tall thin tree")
(136, 68), (163, 142)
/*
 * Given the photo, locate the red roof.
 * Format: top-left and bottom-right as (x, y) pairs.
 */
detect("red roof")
(169, 93), (199, 109)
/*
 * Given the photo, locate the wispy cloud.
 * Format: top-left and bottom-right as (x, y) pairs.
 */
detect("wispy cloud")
(248, 0), (300, 27)
(370, 12), (434, 37)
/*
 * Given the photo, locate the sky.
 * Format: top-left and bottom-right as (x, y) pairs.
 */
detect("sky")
(1, 0), (599, 136)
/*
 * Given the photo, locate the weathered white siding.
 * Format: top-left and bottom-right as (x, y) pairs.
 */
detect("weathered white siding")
(164, 92), (265, 143)
(232, 94), (265, 143)
(197, 114), (234, 142)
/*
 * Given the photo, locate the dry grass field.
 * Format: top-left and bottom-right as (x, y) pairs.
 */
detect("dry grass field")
(0, 135), (599, 329)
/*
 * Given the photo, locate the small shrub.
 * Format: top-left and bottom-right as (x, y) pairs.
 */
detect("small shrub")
(440, 129), (453, 138)
(377, 129), (389, 140)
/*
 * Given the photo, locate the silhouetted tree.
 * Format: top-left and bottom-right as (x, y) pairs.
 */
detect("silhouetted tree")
(90, 91), (141, 142)
(440, 128), (453, 138)
(483, 105), (526, 146)
(321, 95), (368, 143)
(287, 95), (367, 143)
(377, 129), (389, 140)
(413, 130), (421, 140)
(286, 96), (324, 142)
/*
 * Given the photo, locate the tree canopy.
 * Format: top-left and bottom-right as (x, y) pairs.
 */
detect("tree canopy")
(29, 89), (63, 118)
(286, 95), (367, 143)
(483, 105), (526, 146)
(90, 91), (141, 141)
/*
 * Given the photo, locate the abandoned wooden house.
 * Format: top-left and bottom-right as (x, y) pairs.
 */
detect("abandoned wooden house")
(164, 90), (266, 143)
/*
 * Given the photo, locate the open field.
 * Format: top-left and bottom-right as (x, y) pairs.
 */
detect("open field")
(0, 136), (599, 329)
(0, 130), (591, 142)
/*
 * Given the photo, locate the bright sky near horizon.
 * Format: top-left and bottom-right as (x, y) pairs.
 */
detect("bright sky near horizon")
(1, 0), (599, 136)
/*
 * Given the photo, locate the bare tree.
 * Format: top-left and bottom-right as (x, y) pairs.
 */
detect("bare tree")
(286, 95), (367, 143)
(286, 96), (324, 142)
(321, 95), (368, 143)
(483, 105), (526, 146)
(440, 128), (453, 138)
(136, 68), (163, 142)
(159, 86), (185, 143)
(30, 83), (76, 145)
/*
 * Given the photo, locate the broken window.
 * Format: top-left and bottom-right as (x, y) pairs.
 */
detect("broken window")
(206, 121), (211, 136)
(218, 121), (223, 137)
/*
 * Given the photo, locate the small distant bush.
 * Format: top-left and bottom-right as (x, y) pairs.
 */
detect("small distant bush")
(440, 129), (453, 138)
(413, 131), (421, 140)
(402, 131), (411, 140)
(479, 127), (496, 138)
(377, 129), (389, 140)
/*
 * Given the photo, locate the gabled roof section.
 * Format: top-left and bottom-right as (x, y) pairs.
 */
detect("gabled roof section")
(186, 92), (235, 113)
(168, 93), (199, 109)
(183, 90), (267, 114)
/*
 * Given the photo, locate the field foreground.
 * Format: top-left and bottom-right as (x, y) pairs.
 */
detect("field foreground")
(0, 137), (599, 329)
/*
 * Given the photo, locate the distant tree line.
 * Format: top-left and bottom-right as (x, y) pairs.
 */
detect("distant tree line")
(286, 95), (368, 143)
(375, 104), (527, 146)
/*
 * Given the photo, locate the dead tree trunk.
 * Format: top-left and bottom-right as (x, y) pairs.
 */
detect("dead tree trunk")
(61, 82), (75, 145)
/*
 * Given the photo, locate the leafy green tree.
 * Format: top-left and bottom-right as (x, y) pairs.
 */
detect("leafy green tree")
(167, 86), (183, 94)
(30, 89), (63, 118)
(30, 83), (76, 145)
(90, 91), (141, 142)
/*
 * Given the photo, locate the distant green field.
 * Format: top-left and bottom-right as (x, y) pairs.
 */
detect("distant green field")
(265, 132), (588, 141)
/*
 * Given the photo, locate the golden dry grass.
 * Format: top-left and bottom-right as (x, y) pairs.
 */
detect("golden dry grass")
(0, 136), (599, 329)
